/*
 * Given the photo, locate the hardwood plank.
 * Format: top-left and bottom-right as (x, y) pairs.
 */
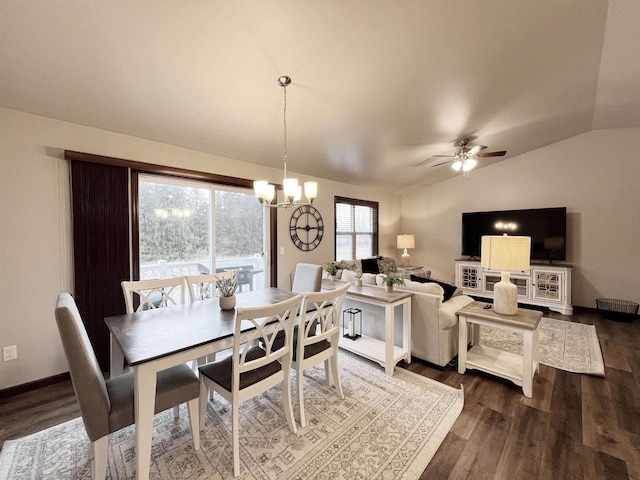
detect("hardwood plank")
(494, 404), (546, 478)
(582, 372), (629, 461)
(522, 363), (556, 413)
(420, 431), (466, 479)
(538, 429), (587, 480)
(447, 408), (509, 480)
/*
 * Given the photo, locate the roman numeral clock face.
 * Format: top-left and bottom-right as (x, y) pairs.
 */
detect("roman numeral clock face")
(289, 205), (324, 251)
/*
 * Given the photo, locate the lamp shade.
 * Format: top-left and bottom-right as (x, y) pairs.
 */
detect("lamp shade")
(481, 235), (531, 271)
(397, 234), (415, 250)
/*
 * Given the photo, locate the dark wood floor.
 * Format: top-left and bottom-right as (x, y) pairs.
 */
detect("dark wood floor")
(1, 308), (638, 479)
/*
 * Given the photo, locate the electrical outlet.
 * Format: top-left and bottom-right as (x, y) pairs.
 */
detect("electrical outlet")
(3, 345), (17, 362)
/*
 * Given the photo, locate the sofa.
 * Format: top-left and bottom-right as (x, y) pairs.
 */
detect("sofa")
(400, 279), (474, 367)
(336, 268), (473, 368)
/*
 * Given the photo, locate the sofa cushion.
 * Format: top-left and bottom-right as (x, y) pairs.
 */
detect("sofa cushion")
(361, 257), (380, 274)
(361, 273), (378, 285)
(341, 269), (358, 283)
(405, 280), (444, 296)
(410, 275), (458, 302)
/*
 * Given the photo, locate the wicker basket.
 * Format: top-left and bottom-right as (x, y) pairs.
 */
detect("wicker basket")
(596, 298), (639, 321)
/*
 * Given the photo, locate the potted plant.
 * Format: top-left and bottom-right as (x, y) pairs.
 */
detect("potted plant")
(216, 272), (239, 310)
(355, 269), (363, 287)
(382, 274), (404, 293)
(324, 262), (339, 281)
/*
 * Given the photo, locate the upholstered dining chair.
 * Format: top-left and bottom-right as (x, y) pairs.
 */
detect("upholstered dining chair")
(54, 293), (200, 480)
(293, 282), (350, 427)
(121, 277), (185, 313)
(185, 271), (235, 302)
(291, 263), (323, 294)
(198, 294), (303, 478)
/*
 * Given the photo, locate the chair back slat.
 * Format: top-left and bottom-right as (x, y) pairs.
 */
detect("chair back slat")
(234, 294), (302, 375)
(121, 277), (185, 313)
(299, 283), (350, 349)
(186, 271), (235, 301)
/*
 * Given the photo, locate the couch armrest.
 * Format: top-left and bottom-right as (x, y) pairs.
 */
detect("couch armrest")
(438, 295), (474, 330)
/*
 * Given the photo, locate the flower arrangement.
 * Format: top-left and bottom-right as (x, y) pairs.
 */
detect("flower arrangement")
(324, 262), (339, 276)
(355, 269), (363, 279)
(216, 272), (239, 297)
(382, 274), (405, 287)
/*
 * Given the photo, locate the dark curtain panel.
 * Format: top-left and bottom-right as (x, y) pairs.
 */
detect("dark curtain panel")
(70, 160), (130, 371)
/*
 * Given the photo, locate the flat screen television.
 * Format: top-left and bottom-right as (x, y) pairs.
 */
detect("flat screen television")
(462, 207), (567, 262)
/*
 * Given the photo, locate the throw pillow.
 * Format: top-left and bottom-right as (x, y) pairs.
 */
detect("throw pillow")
(410, 274), (458, 302)
(341, 269), (358, 283)
(361, 257), (380, 274)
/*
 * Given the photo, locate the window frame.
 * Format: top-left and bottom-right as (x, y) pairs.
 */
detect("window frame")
(334, 196), (379, 261)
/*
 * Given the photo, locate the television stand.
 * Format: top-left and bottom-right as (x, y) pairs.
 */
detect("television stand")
(454, 259), (573, 315)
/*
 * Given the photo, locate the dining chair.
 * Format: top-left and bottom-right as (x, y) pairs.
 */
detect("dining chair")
(293, 282), (350, 427)
(291, 263), (323, 294)
(185, 271), (235, 302)
(198, 293), (303, 478)
(121, 277), (185, 313)
(54, 293), (200, 480)
(121, 278), (195, 404)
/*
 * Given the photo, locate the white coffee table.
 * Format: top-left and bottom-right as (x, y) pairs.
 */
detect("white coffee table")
(457, 301), (542, 398)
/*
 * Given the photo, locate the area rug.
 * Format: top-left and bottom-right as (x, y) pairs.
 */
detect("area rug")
(480, 317), (605, 376)
(0, 352), (463, 480)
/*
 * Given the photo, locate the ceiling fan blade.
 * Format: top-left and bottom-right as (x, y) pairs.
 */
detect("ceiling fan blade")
(431, 154), (455, 158)
(477, 150), (507, 157)
(467, 145), (487, 156)
(430, 159), (453, 167)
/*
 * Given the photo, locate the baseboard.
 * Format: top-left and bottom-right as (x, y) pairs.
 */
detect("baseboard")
(0, 372), (70, 400)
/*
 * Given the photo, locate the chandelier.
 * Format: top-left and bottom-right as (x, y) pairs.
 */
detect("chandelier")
(253, 76), (318, 208)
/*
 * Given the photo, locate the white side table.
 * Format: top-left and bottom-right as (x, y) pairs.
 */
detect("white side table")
(457, 301), (542, 398)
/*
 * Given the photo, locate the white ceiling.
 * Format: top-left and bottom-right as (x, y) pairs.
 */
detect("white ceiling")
(1, 1), (638, 192)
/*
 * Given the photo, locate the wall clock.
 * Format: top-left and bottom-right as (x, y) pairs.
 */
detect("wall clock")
(289, 205), (324, 251)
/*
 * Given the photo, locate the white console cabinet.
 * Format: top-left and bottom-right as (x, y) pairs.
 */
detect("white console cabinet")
(455, 259), (572, 315)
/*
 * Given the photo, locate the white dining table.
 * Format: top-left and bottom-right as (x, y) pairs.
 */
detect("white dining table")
(105, 288), (297, 480)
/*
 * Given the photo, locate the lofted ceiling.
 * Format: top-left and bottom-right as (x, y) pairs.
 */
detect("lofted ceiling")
(1, 1), (637, 192)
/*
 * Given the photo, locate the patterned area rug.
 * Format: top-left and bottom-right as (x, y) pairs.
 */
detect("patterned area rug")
(0, 352), (463, 480)
(480, 317), (605, 376)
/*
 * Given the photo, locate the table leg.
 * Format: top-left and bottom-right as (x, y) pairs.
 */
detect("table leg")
(135, 363), (157, 480)
(403, 299), (411, 364)
(533, 327), (540, 374)
(522, 329), (534, 398)
(110, 334), (124, 377)
(458, 315), (468, 374)
(385, 304), (394, 376)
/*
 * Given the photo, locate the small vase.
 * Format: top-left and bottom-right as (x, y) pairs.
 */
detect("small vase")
(355, 279), (363, 287)
(220, 295), (236, 310)
(330, 275), (337, 282)
(385, 284), (393, 293)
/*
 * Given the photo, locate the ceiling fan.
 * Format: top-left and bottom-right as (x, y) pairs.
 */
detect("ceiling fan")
(429, 138), (506, 177)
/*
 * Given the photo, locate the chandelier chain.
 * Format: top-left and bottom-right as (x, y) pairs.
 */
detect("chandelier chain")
(282, 82), (288, 178)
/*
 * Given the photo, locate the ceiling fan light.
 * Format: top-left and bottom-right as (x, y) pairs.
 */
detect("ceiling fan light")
(463, 159), (477, 171)
(452, 160), (462, 171)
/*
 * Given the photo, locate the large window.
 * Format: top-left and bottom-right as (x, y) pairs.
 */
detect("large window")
(139, 175), (267, 291)
(335, 196), (378, 260)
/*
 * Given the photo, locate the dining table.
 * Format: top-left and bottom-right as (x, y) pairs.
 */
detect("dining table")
(104, 287), (297, 480)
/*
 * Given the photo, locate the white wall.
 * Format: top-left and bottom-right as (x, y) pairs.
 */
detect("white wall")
(400, 128), (640, 309)
(0, 107), (400, 390)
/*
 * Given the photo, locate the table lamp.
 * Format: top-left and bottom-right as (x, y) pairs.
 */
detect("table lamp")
(397, 234), (415, 267)
(481, 235), (531, 315)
